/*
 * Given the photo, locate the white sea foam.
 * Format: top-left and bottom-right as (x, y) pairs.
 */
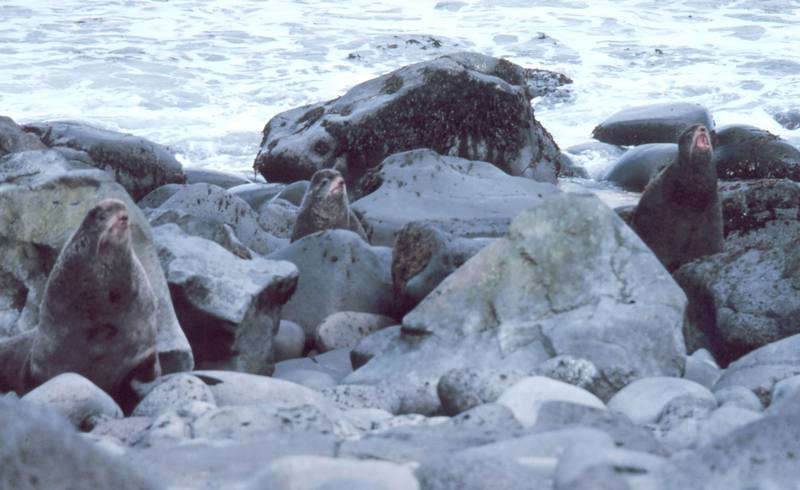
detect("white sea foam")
(1, 0), (798, 202)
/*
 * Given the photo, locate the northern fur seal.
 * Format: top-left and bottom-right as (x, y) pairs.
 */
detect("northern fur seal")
(15, 199), (161, 404)
(631, 124), (724, 271)
(290, 168), (367, 242)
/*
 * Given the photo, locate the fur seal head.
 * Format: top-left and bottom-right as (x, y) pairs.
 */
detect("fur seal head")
(291, 168), (351, 242)
(29, 198), (160, 404)
(678, 124), (713, 167)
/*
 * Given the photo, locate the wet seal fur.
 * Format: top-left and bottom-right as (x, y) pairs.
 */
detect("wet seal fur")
(291, 168), (368, 242)
(631, 124), (724, 271)
(0, 199), (160, 409)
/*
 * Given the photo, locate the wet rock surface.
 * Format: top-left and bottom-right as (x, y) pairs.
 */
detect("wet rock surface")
(254, 52), (562, 187)
(593, 102), (714, 146)
(25, 120), (186, 201)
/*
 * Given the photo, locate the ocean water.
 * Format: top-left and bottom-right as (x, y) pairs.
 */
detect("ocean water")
(2, 0), (799, 206)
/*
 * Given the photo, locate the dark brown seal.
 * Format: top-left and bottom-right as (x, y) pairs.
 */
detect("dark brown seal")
(290, 168), (367, 242)
(631, 124), (724, 271)
(6, 199), (162, 405)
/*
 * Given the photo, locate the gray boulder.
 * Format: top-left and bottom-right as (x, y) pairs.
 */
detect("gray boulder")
(346, 193), (687, 414)
(556, 444), (669, 490)
(719, 178), (800, 236)
(601, 143), (676, 192)
(268, 230), (395, 336)
(0, 115), (45, 156)
(228, 182), (286, 209)
(25, 120), (185, 200)
(767, 375), (800, 415)
(315, 311), (397, 352)
(274, 320), (307, 362)
(273, 367), (338, 391)
(655, 399), (762, 453)
(145, 183), (287, 256)
(146, 208), (254, 259)
(246, 456), (420, 490)
(436, 367), (528, 416)
(184, 168), (250, 189)
(392, 221), (494, 313)
(191, 403), (340, 440)
(191, 370), (334, 409)
(533, 401), (666, 455)
(674, 227), (800, 365)
(607, 377), (716, 425)
(154, 225), (297, 373)
(683, 349), (722, 389)
(132, 373), (216, 417)
(664, 415), (800, 489)
(714, 125), (800, 181)
(321, 384), (402, 413)
(128, 433), (337, 489)
(538, 355), (608, 395)
(0, 396), (159, 489)
(713, 333), (800, 405)
(254, 52), (562, 187)
(497, 376), (605, 428)
(352, 149), (559, 246)
(0, 150), (193, 372)
(339, 411), (520, 463)
(350, 325), (401, 370)
(714, 386), (764, 412)
(257, 198), (299, 239)
(416, 427), (612, 490)
(592, 102), (714, 146)
(22, 373), (123, 430)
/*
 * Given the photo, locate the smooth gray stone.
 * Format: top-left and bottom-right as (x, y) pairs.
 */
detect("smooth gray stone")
(245, 456), (420, 490)
(268, 230), (395, 337)
(0, 396), (159, 489)
(602, 143), (676, 192)
(25, 120), (185, 200)
(154, 225), (297, 374)
(592, 102), (714, 146)
(184, 168), (250, 189)
(129, 433), (337, 489)
(664, 415), (800, 489)
(229, 182), (286, 209)
(346, 193), (687, 414)
(351, 149), (559, 246)
(132, 374), (216, 417)
(22, 373), (123, 430)
(152, 183), (287, 255)
(608, 377), (716, 425)
(350, 325), (401, 370)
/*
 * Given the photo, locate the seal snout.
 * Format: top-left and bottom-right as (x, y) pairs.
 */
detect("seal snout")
(329, 175), (345, 194)
(693, 126), (712, 152)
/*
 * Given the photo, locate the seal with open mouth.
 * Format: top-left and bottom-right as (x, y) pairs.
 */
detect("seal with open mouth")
(18, 199), (161, 407)
(290, 168), (368, 242)
(631, 124), (724, 272)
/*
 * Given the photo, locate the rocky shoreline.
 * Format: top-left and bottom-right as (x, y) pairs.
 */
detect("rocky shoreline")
(1, 52), (799, 489)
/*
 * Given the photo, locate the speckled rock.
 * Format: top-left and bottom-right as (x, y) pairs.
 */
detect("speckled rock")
(132, 374), (216, 417)
(254, 52), (562, 187)
(25, 120), (185, 200)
